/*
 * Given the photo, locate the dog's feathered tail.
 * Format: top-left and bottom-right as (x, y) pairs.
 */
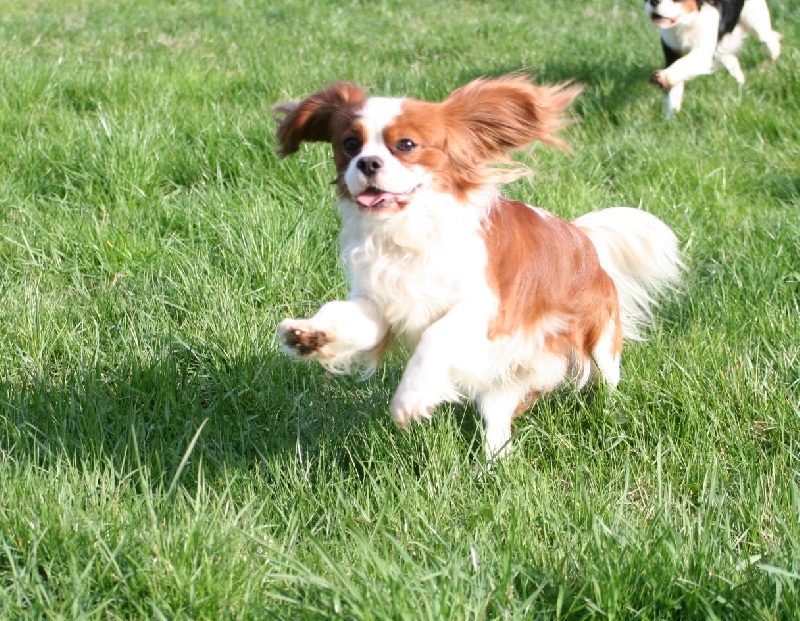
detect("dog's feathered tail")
(575, 207), (683, 340)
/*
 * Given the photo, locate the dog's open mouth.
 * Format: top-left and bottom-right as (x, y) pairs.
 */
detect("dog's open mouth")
(356, 186), (418, 211)
(650, 13), (678, 27)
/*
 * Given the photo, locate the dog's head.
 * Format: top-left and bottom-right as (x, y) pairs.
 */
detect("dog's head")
(645, 0), (702, 28)
(273, 76), (581, 217)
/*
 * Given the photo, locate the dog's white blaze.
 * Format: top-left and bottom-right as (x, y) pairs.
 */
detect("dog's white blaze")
(344, 96), (426, 198)
(360, 97), (403, 155)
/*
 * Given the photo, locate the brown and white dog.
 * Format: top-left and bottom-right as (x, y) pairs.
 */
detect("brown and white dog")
(274, 76), (682, 459)
(646, 0), (781, 116)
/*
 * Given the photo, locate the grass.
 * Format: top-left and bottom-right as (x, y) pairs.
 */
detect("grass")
(0, 0), (798, 617)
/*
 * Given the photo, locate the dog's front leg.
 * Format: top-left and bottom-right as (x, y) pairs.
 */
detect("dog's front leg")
(278, 298), (388, 373)
(664, 81), (685, 117)
(390, 301), (489, 427)
(652, 48), (715, 92)
(652, 48), (714, 117)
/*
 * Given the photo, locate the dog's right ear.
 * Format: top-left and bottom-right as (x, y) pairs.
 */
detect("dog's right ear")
(272, 82), (366, 157)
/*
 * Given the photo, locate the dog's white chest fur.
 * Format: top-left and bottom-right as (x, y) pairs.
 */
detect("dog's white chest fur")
(661, 22), (700, 56)
(338, 192), (492, 343)
(660, 5), (715, 55)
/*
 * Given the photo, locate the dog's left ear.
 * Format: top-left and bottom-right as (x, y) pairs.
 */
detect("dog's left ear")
(272, 82), (366, 157)
(442, 75), (583, 161)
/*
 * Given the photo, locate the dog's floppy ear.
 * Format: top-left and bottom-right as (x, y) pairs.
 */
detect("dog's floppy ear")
(442, 75), (583, 161)
(272, 82), (366, 157)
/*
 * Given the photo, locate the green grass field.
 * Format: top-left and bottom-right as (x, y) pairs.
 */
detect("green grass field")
(1, 0), (798, 618)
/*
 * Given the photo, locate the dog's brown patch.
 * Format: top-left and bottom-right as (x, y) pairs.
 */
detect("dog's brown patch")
(483, 198), (622, 360)
(439, 77), (583, 199)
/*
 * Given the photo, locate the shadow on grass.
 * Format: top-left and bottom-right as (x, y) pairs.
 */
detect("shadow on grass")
(0, 341), (516, 504)
(0, 349), (404, 488)
(447, 54), (657, 123)
(0, 320), (688, 493)
(756, 174), (800, 206)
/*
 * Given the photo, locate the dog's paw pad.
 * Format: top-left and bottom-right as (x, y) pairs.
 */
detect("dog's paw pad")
(650, 71), (670, 91)
(279, 321), (330, 357)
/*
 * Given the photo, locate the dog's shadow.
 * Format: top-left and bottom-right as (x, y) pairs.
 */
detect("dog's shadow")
(0, 349), (381, 490)
(536, 58), (655, 119)
(3, 320), (692, 497)
(0, 343), (494, 493)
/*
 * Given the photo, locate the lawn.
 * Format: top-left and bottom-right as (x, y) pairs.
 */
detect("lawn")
(1, 0), (798, 618)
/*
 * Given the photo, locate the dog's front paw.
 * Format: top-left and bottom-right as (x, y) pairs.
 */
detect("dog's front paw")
(650, 70), (671, 91)
(389, 391), (436, 429)
(278, 319), (330, 358)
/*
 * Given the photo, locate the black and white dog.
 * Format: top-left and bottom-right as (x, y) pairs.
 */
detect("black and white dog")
(645, 0), (781, 116)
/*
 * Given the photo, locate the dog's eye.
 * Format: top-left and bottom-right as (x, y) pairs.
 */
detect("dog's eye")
(343, 137), (362, 155)
(395, 138), (417, 153)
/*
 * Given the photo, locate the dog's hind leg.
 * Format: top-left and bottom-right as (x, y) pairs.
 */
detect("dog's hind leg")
(739, 0), (781, 60)
(588, 317), (622, 389)
(717, 52), (745, 83)
(716, 27), (747, 83)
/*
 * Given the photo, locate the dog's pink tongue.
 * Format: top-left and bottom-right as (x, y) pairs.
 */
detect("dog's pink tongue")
(357, 189), (393, 208)
(652, 14), (676, 27)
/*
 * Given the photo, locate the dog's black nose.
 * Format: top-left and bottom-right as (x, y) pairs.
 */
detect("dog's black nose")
(649, 0), (659, 7)
(356, 156), (382, 177)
